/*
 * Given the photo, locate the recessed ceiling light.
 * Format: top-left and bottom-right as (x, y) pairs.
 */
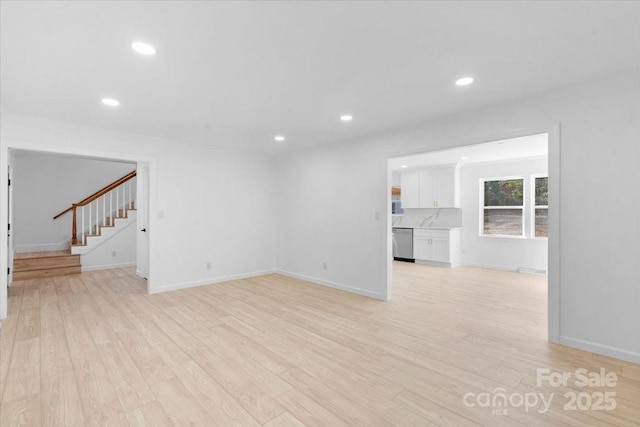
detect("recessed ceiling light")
(274, 135), (285, 142)
(131, 42), (156, 56)
(455, 77), (474, 86)
(101, 98), (120, 107)
(461, 156), (470, 160)
(340, 115), (353, 122)
(400, 165), (408, 169)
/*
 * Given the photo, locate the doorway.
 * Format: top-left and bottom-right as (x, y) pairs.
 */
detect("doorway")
(0, 145), (154, 319)
(387, 129), (560, 343)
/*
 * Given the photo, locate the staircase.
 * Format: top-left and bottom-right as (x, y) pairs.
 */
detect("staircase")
(13, 250), (81, 280)
(10, 170), (138, 280)
(71, 206), (136, 255)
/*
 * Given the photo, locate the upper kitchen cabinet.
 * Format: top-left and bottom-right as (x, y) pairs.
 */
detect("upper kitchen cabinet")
(401, 165), (460, 208)
(400, 171), (420, 208)
(424, 165), (460, 208)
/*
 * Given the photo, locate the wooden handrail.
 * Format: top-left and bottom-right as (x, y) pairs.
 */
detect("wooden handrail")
(54, 170), (137, 245)
(53, 170), (136, 219)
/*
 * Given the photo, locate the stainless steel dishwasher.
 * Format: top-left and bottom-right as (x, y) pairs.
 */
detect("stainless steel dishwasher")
(392, 227), (414, 262)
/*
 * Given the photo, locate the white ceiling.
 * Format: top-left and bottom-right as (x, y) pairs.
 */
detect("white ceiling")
(1, 1), (639, 153)
(390, 133), (548, 171)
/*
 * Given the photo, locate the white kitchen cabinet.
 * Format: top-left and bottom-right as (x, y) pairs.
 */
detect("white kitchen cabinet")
(401, 165), (459, 209)
(400, 171), (420, 208)
(418, 169), (437, 208)
(418, 165), (459, 208)
(413, 233), (431, 260)
(413, 228), (460, 267)
(434, 166), (458, 208)
(431, 236), (450, 263)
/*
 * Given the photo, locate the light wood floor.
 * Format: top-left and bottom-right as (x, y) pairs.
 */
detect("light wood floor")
(1, 263), (638, 426)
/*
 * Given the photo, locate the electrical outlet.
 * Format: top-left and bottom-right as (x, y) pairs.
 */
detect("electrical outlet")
(323, 262), (327, 271)
(374, 211), (381, 220)
(112, 251), (116, 257)
(158, 210), (164, 219)
(206, 262), (212, 270)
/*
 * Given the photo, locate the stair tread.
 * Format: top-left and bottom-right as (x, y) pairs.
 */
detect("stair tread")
(14, 261), (80, 272)
(15, 250), (71, 260)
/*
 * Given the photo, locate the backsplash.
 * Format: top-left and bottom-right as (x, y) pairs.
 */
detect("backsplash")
(392, 208), (462, 228)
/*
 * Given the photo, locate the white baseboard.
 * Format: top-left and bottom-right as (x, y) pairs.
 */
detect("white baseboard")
(415, 259), (453, 268)
(16, 239), (70, 253)
(463, 262), (548, 275)
(276, 269), (386, 301)
(463, 262), (519, 272)
(147, 268), (385, 301)
(518, 266), (548, 275)
(149, 269), (277, 294)
(560, 335), (640, 364)
(82, 262), (136, 272)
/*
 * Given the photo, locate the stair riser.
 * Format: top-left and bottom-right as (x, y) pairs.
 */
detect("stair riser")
(72, 210), (136, 255)
(81, 213), (136, 239)
(14, 255), (80, 271)
(13, 265), (81, 280)
(84, 211), (136, 235)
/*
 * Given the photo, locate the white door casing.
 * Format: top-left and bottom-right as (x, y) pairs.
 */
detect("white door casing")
(136, 163), (149, 279)
(7, 166), (13, 285)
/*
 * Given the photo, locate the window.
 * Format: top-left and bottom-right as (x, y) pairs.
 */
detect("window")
(534, 176), (548, 237)
(481, 178), (524, 236)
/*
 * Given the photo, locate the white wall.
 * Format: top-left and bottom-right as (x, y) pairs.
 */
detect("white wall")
(460, 157), (548, 272)
(12, 150), (134, 252)
(276, 69), (640, 363)
(1, 114), (277, 318)
(276, 144), (389, 299)
(2, 70), (638, 363)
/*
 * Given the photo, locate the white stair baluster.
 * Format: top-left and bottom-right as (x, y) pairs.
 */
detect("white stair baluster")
(95, 199), (98, 234)
(110, 190), (113, 225)
(81, 206), (84, 244)
(116, 187), (119, 218)
(102, 194), (106, 226)
(89, 203), (92, 237)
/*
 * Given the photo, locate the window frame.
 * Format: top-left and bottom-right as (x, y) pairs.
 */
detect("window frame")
(531, 174), (549, 239)
(479, 176), (526, 238)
